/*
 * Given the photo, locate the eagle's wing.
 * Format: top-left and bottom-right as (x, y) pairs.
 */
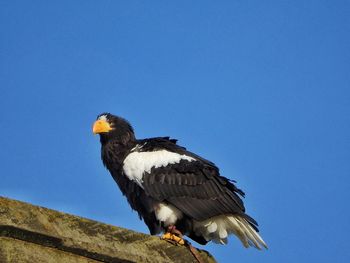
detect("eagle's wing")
(136, 138), (257, 227)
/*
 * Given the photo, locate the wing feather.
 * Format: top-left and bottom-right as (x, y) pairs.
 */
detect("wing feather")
(136, 137), (255, 227)
(142, 163), (244, 219)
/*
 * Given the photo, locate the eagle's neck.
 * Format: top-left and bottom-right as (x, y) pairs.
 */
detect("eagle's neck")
(101, 140), (147, 212)
(101, 141), (134, 172)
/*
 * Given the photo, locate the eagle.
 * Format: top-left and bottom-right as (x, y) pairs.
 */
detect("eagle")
(92, 113), (267, 249)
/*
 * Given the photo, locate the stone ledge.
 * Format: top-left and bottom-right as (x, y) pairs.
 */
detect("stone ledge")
(0, 196), (216, 263)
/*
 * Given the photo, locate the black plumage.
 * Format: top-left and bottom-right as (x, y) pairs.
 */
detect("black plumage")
(93, 113), (266, 248)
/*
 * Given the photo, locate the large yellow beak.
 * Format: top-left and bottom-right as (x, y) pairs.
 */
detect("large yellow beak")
(92, 120), (113, 134)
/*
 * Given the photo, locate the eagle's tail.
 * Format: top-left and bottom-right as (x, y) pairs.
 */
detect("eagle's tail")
(194, 215), (268, 249)
(227, 215), (267, 249)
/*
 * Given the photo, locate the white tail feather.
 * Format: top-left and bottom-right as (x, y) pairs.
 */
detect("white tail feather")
(194, 215), (267, 249)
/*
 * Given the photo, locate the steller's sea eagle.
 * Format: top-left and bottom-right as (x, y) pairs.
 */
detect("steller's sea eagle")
(92, 113), (267, 249)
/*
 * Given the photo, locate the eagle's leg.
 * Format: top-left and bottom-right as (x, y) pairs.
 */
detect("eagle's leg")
(161, 225), (185, 245)
(161, 226), (204, 263)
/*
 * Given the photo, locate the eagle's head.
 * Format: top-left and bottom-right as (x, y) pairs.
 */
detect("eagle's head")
(92, 113), (135, 145)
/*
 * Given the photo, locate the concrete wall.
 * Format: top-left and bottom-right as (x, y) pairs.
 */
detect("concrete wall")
(0, 196), (216, 263)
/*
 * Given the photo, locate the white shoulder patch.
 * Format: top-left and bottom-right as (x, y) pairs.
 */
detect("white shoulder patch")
(122, 149), (195, 187)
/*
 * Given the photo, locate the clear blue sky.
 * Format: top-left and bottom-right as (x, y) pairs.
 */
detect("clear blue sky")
(1, 1), (349, 262)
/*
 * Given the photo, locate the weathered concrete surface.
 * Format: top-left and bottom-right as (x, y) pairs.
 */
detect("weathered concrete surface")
(0, 196), (216, 263)
(1, 237), (100, 263)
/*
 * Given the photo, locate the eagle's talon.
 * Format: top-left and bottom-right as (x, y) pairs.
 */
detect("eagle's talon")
(161, 232), (185, 246)
(167, 225), (183, 237)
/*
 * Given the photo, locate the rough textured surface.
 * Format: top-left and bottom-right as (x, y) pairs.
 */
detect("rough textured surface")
(0, 196), (216, 263)
(0, 237), (100, 263)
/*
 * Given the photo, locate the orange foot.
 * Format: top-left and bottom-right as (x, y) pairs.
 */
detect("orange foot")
(161, 227), (203, 263)
(161, 226), (185, 245)
(161, 232), (185, 245)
